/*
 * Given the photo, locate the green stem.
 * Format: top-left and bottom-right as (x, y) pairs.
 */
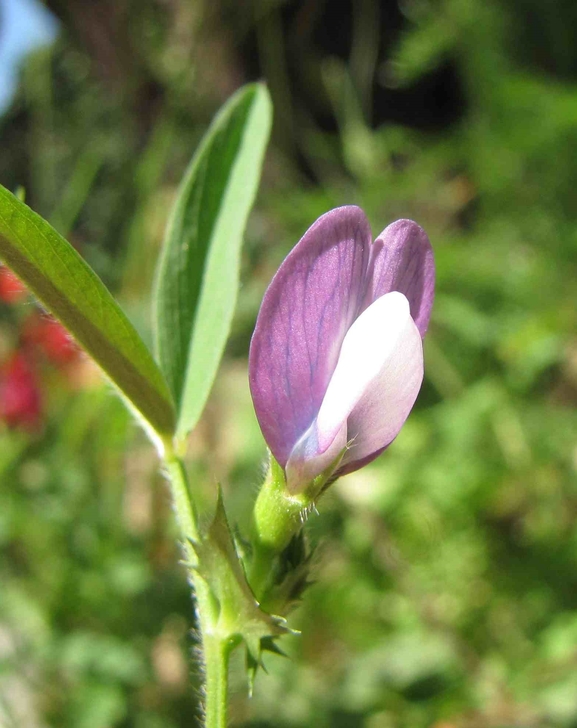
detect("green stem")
(204, 635), (234, 728)
(164, 454), (200, 548)
(163, 449), (230, 727)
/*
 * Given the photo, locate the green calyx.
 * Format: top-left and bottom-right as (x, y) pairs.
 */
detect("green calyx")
(252, 456), (312, 554)
(247, 449), (345, 610)
(251, 449), (345, 554)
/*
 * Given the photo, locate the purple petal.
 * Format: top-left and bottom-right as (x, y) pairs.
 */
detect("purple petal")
(249, 206), (371, 467)
(365, 219), (435, 337)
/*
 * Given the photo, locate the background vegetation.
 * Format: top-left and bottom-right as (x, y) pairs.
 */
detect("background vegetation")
(1, 0), (577, 726)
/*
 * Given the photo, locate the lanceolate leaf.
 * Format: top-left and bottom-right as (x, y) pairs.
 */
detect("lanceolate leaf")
(0, 185), (175, 437)
(154, 83), (272, 438)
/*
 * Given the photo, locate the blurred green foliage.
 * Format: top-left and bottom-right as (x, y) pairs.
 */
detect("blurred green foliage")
(1, 0), (577, 726)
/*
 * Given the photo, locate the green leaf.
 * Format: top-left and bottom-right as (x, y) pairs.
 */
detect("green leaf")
(154, 83), (272, 438)
(0, 185), (175, 438)
(388, 15), (454, 87)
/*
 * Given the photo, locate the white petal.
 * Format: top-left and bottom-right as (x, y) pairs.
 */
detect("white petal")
(285, 418), (348, 494)
(285, 291), (422, 491)
(341, 298), (423, 467)
(316, 291), (419, 451)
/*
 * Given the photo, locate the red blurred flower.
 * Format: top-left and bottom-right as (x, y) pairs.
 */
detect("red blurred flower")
(0, 352), (42, 431)
(0, 267), (27, 304)
(23, 315), (79, 367)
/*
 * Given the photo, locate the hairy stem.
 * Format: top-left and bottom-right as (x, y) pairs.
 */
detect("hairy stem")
(203, 634), (234, 728)
(163, 450), (229, 727)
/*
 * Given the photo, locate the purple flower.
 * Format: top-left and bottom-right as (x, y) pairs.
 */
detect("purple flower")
(249, 206), (434, 493)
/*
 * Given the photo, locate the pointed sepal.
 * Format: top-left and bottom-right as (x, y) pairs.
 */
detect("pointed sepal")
(246, 634), (293, 697)
(190, 487), (295, 690)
